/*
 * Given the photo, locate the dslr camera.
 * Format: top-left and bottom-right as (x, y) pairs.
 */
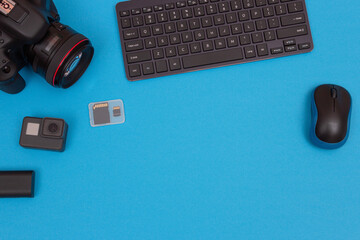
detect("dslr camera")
(20, 117), (68, 152)
(0, 0), (94, 94)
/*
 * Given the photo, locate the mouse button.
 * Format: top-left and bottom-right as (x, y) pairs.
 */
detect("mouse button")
(331, 88), (337, 99)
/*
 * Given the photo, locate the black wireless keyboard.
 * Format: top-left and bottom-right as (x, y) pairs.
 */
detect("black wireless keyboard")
(116, 0), (313, 81)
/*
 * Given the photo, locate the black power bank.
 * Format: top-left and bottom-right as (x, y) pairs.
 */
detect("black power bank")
(0, 171), (35, 198)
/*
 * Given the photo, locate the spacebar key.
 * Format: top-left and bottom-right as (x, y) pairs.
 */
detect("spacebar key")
(182, 48), (244, 69)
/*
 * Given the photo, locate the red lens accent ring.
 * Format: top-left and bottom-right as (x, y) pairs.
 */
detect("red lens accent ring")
(52, 39), (88, 86)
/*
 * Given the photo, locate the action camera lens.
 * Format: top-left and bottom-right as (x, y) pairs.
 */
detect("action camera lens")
(26, 24), (94, 89)
(48, 123), (58, 133)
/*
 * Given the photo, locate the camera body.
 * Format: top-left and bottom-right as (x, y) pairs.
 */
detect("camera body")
(20, 117), (68, 152)
(0, 0), (94, 94)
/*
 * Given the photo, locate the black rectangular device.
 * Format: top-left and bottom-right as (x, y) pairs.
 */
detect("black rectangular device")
(20, 117), (68, 152)
(0, 171), (35, 198)
(116, 0), (313, 81)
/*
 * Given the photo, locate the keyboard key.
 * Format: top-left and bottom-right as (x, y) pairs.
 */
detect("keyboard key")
(243, 22), (255, 32)
(194, 30), (206, 40)
(206, 4), (218, 15)
(133, 16), (144, 27)
(214, 15), (225, 26)
(165, 23), (176, 33)
(166, 47), (177, 57)
(277, 25), (308, 39)
(140, 27), (151, 37)
(231, 1), (242, 11)
(145, 38), (156, 48)
(219, 2), (230, 13)
(152, 25), (164, 35)
(142, 7), (152, 13)
(227, 37), (239, 47)
(156, 60), (168, 73)
(142, 62), (155, 75)
(153, 49), (164, 59)
(239, 11), (250, 21)
(283, 39), (296, 46)
(219, 26), (231, 36)
(120, 10), (130, 17)
(256, 44), (269, 56)
(288, 2), (303, 13)
(169, 58), (182, 70)
(275, 4), (286, 15)
(182, 32), (193, 42)
(244, 46), (256, 58)
(189, 19), (201, 29)
(207, 28), (218, 39)
(268, 17), (280, 28)
(178, 45), (189, 55)
(243, 0), (255, 9)
(264, 30), (276, 41)
(268, 0), (279, 4)
(125, 40), (144, 52)
(165, 3), (175, 10)
(202, 40), (214, 51)
(194, 6), (205, 17)
(271, 47), (284, 54)
(239, 34), (251, 45)
(157, 12), (168, 22)
(177, 1), (186, 8)
(285, 45), (297, 52)
(215, 39), (226, 49)
(169, 10), (181, 20)
(131, 9), (141, 15)
(129, 64), (141, 77)
(127, 50), (152, 64)
(255, 0), (267, 7)
(170, 34), (181, 44)
(123, 29), (138, 40)
(256, 19), (267, 30)
(154, 5), (164, 12)
(121, 18), (131, 28)
(201, 17), (213, 27)
(281, 13), (306, 26)
(263, 6), (275, 17)
(190, 43), (202, 53)
(145, 14), (156, 24)
(226, 12), (237, 23)
(157, 36), (169, 47)
(182, 8), (193, 18)
(182, 48), (244, 68)
(299, 42), (311, 50)
(252, 32), (263, 43)
(177, 21), (188, 31)
(188, 0), (197, 6)
(231, 24), (243, 35)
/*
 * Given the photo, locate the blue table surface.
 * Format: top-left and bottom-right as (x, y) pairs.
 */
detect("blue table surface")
(1, 0), (360, 239)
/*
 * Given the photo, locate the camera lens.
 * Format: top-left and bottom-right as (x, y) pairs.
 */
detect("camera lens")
(48, 123), (58, 133)
(41, 118), (65, 138)
(26, 23), (94, 89)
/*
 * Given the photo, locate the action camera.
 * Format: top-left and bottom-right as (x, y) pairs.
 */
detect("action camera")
(0, 0), (94, 94)
(20, 117), (68, 152)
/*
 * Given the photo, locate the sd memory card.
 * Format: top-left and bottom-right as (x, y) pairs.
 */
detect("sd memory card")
(89, 99), (125, 127)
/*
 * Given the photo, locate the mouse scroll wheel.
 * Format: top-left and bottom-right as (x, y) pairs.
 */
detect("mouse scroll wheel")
(331, 88), (337, 99)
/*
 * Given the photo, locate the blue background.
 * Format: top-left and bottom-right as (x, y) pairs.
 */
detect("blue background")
(1, 0), (360, 239)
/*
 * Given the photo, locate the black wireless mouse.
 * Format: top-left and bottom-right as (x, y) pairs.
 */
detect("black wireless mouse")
(310, 84), (352, 149)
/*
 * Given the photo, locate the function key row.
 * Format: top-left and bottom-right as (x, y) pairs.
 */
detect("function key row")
(121, 4), (304, 29)
(119, 0), (299, 17)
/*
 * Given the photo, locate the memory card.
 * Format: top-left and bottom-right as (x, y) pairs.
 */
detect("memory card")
(89, 99), (125, 127)
(93, 102), (110, 125)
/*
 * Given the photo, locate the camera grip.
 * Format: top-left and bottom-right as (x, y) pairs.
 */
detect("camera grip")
(0, 60), (26, 94)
